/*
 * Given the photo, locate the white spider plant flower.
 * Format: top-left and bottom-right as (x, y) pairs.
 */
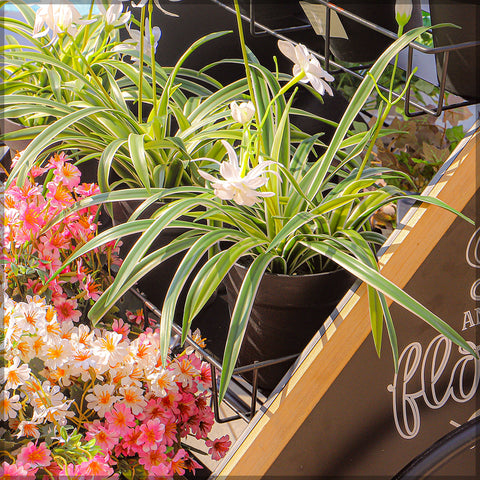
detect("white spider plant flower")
(33, 1), (85, 41)
(98, 2), (131, 27)
(114, 19), (161, 60)
(132, 0), (180, 17)
(395, 0), (413, 27)
(198, 141), (276, 207)
(230, 101), (255, 124)
(278, 40), (334, 96)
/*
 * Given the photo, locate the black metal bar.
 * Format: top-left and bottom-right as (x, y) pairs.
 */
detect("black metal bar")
(324, 2), (331, 72)
(211, 0), (479, 117)
(233, 353), (300, 375)
(247, 0), (311, 37)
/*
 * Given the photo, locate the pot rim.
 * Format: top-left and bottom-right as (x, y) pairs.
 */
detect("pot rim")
(231, 259), (350, 280)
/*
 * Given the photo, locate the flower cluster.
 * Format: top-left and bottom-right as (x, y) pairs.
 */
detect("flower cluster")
(0, 294), (231, 478)
(1, 152), (121, 323)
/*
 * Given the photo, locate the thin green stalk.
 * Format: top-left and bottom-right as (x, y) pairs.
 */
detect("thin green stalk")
(355, 102), (391, 180)
(138, 6), (146, 122)
(389, 24), (404, 102)
(148, 0), (158, 115)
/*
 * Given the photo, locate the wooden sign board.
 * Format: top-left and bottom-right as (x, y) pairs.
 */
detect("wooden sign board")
(212, 126), (479, 478)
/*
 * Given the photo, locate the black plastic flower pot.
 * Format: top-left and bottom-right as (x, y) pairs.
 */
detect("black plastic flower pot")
(0, 118), (32, 155)
(429, 0), (480, 100)
(323, 0), (422, 64)
(224, 263), (355, 394)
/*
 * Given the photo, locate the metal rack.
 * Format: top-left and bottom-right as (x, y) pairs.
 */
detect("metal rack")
(212, 0), (480, 117)
(129, 287), (300, 424)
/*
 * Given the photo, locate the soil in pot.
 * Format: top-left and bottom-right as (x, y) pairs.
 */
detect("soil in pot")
(224, 263), (356, 394)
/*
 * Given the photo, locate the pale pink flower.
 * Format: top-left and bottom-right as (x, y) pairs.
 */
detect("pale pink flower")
(1, 356), (31, 389)
(0, 461), (32, 477)
(118, 384), (147, 415)
(137, 418), (165, 453)
(104, 403), (136, 436)
(17, 441), (52, 468)
(206, 435), (231, 461)
(85, 384), (120, 417)
(137, 443), (168, 471)
(41, 336), (73, 370)
(92, 331), (129, 367)
(53, 161), (81, 189)
(0, 390), (22, 421)
(74, 454), (115, 477)
(85, 420), (119, 454)
(148, 367), (178, 398)
(170, 357), (198, 388)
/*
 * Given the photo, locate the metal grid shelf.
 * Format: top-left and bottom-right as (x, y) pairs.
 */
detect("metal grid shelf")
(129, 287), (299, 424)
(212, 0), (480, 117)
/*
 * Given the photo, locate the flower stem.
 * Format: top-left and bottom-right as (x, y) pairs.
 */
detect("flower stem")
(233, 1), (261, 139)
(148, 0), (158, 115)
(355, 101), (391, 180)
(138, 6), (146, 122)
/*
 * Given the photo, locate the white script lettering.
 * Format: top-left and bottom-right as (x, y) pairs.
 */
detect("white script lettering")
(387, 335), (480, 439)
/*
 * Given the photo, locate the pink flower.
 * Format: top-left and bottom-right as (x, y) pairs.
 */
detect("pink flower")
(81, 274), (102, 301)
(75, 182), (100, 197)
(74, 455), (115, 477)
(53, 161), (81, 189)
(0, 461), (33, 476)
(118, 426), (143, 457)
(170, 448), (187, 477)
(85, 420), (118, 454)
(112, 318), (130, 340)
(52, 294), (82, 323)
(16, 441), (52, 468)
(206, 435), (231, 461)
(18, 204), (44, 234)
(126, 309), (144, 325)
(138, 444), (168, 472)
(46, 182), (74, 208)
(137, 418), (165, 453)
(183, 454), (203, 475)
(103, 403), (136, 436)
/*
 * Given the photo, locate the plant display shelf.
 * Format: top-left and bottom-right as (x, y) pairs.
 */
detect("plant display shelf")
(212, 0), (480, 117)
(128, 287), (298, 425)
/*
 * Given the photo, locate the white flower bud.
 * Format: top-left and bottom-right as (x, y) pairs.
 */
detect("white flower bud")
(230, 101), (255, 124)
(395, 0), (413, 28)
